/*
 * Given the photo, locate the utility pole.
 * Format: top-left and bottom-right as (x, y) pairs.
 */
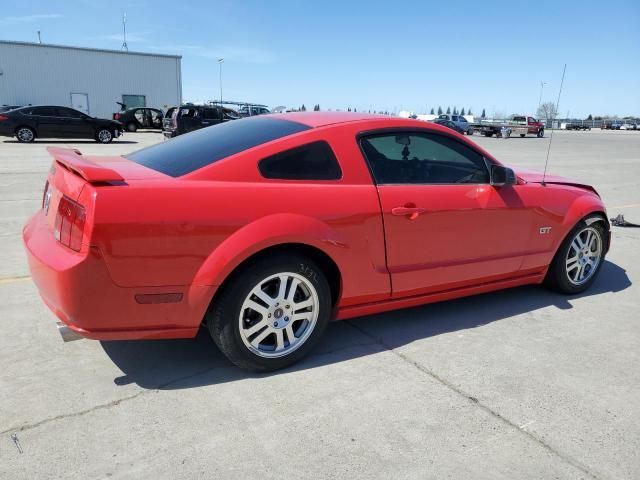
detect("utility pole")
(37, 31), (42, 44)
(121, 13), (128, 52)
(538, 81), (547, 109)
(218, 58), (224, 104)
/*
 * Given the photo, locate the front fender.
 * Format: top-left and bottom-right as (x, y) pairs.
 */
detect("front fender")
(192, 213), (346, 287)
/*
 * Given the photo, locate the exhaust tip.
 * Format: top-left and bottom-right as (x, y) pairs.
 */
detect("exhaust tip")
(56, 322), (83, 342)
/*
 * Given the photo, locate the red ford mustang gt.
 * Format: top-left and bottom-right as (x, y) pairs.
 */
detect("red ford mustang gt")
(23, 112), (609, 371)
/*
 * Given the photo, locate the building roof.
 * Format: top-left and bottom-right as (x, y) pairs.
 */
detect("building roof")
(0, 40), (181, 59)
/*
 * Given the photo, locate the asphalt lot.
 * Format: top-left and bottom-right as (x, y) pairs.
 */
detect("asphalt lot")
(1, 129), (639, 479)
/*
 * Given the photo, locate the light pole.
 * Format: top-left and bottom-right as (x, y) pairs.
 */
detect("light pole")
(538, 81), (547, 109)
(218, 58), (224, 104)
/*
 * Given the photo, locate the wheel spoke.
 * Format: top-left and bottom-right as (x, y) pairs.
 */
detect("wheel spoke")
(277, 275), (288, 299)
(292, 311), (312, 321)
(274, 330), (285, 351)
(250, 328), (272, 348)
(293, 298), (313, 311)
(287, 278), (300, 302)
(244, 319), (268, 337)
(252, 287), (274, 307)
(245, 300), (268, 317)
(584, 231), (593, 249)
(285, 325), (296, 345)
(571, 238), (582, 251)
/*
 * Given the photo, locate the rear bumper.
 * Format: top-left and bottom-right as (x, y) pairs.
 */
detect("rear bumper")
(23, 211), (213, 340)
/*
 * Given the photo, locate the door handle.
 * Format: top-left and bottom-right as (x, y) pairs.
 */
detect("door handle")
(391, 206), (426, 220)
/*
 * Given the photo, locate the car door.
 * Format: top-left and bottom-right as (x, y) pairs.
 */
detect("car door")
(359, 130), (534, 298)
(56, 107), (93, 138)
(30, 106), (61, 137)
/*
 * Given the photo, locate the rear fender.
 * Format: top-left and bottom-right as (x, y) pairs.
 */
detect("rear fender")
(192, 213), (345, 288)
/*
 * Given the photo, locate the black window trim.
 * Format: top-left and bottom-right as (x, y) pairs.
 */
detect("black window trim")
(356, 127), (495, 186)
(258, 140), (343, 181)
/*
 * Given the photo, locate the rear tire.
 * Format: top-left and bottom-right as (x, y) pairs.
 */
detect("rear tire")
(520, 133), (526, 138)
(96, 128), (113, 143)
(126, 122), (137, 132)
(16, 126), (35, 143)
(207, 253), (332, 371)
(544, 218), (607, 294)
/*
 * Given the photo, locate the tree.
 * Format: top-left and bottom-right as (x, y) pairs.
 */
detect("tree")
(301, 104), (306, 111)
(481, 108), (486, 119)
(437, 106), (443, 115)
(453, 107), (458, 115)
(468, 108), (473, 115)
(460, 108), (466, 116)
(536, 102), (558, 122)
(446, 106), (451, 114)
(354, 107), (357, 112)
(347, 107), (352, 112)
(587, 114), (593, 120)
(430, 108), (435, 114)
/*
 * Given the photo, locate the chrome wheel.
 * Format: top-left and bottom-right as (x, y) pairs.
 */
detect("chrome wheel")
(17, 127), (34, 142)
(97, 129), (112, 143)
(238, 272), (319, 359)
(565, 226), (602, 285)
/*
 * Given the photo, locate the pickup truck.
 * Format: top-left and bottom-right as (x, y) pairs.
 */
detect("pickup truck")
(470, 115), (545, 138)
(565, 123), (591, 131)
(436, 114), (473, 135)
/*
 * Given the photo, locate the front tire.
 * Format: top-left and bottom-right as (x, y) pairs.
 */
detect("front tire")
(207, 254), (332, 371)
(544, 219), (606, 294)
(537, 128), (545, 137)
(96, 128), (113, 143)
(16, 126), (35, 143)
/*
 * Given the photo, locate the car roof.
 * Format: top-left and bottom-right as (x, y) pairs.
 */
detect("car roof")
(267, 111), (392, 128)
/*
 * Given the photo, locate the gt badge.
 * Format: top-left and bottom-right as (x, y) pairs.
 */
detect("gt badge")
(539, 227), (552, 234)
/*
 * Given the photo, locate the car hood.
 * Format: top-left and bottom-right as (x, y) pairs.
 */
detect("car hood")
(513, 168), (599, 196)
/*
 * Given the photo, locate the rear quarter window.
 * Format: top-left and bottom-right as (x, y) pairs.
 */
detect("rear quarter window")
(258, 141), (342, 180)
(126, 116), (311, 177)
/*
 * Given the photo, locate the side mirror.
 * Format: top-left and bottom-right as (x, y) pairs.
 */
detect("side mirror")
(490, 164), (516, 187)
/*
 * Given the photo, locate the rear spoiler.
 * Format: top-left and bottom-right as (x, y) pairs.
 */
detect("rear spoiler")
(47, 147), (124, 183)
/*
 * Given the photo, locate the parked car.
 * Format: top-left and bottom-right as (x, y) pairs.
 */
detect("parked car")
(238, 104), (271, 117)
(432, 118), (465, 134)
(0, 105), (23, 113)
(113, 107), (164, 132)
(437, 114), (473, 134)
(565, 123), (591, 131)
(163, 104), (240, 138)
(24, 113), (609, 371)
(0, 105), (123, 143)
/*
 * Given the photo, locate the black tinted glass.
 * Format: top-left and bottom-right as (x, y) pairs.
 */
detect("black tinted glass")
(32, 106), (58, 116)
(259, 141), (342, 180)
(127, 116), (310, 177)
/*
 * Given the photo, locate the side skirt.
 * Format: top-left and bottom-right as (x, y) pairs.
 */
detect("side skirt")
(335, 271), (545, 321)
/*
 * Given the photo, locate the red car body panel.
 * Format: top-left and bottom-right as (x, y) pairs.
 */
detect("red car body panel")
(23, 113), (608, 340)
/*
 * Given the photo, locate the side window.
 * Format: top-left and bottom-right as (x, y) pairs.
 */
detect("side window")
(56, 107), (79, 118)
(258, 141), (342, 180)
(32, 106), (58, 117)
(134, 109), (145, 123)
(202, 108), (219, 119)
(360, 132), (489, 185)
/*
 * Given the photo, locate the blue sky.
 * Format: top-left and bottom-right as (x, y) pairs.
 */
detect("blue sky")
(1, 0), (639, 117)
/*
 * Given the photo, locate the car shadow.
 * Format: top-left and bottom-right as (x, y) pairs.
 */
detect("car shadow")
(101, 260), (631, 390)
(2, 140), (138, 144)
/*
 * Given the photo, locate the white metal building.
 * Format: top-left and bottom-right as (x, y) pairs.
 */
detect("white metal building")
(0, 40), (182, 118)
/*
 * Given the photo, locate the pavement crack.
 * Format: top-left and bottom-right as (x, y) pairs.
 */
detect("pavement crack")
(345, 320), (602, 480)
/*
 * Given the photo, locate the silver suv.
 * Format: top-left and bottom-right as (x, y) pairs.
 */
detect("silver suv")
(437, 114), (472, 135)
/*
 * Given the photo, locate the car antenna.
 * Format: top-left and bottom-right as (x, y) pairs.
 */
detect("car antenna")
(541, 64), (567, 186)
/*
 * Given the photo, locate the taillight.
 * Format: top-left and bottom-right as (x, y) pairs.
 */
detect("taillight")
(114, 113), (120, 120)
(54, 195), (86, 252)
(0, 115), (8, 121)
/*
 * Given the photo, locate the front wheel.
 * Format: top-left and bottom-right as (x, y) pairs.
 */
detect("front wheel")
(544, 219), (606, 294)
(207, 254), (332, 371)
(96, 128), (113, 143)
(537, 128), (545, 137)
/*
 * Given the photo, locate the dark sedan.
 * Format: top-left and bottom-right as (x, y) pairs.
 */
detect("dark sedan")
(113, 107), (164, 132)
(432, 118), (466, 134)
(0, 106), (123, 143)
